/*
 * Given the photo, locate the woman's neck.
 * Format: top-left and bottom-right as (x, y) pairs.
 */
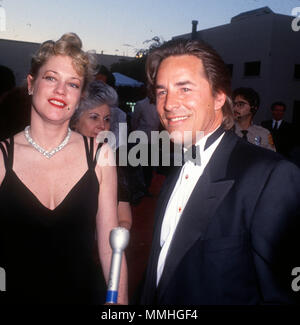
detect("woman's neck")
(29, 111), (71, 151)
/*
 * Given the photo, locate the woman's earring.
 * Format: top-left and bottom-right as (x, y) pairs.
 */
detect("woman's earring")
(28, 89), (33, 95)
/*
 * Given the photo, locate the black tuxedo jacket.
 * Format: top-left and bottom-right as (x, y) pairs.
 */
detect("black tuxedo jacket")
(261, 120), (296, 156)
(140, 131), (300, 305)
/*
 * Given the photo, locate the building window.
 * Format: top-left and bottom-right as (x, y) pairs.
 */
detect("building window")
(226, 64), (233, 77)
(294, 64), (300, 79)
(244, 61), (261, 77)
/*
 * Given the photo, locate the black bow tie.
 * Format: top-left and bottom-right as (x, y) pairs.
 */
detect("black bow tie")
(182, 126), (224, 166)
(182, 144), (201, 165)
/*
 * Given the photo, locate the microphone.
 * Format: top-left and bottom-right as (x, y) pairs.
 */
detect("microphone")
(105, 227), (130, 304)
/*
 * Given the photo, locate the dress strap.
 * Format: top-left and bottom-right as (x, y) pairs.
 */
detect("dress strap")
(93, 141), (103, 169)
(83, 136), (93, 170)
(83, 136), (103, 169)
(83, 136), (104, 170)
(0, 137), (14, 170)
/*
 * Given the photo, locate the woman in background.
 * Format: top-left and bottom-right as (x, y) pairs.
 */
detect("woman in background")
(71, 80), (132, 230)
(0, 33), (128, 304)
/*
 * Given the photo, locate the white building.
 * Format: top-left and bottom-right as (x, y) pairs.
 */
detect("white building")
(173, 7), (300, 125)
(0, 38), (133, 86)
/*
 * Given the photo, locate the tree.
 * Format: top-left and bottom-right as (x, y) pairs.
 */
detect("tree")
(135, 36), (165, 58)
(110, 36), (165, 83)
(110, 36), (165, 111)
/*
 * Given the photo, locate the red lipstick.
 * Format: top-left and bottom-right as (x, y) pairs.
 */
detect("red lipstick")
(48, 98), (67, 109)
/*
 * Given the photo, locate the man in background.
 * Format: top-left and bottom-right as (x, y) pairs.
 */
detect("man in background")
(233, 87), (275, 151)
(261, 101), (296, 157)
(95, 65), (127, 148)
(131, 96), (160, 193)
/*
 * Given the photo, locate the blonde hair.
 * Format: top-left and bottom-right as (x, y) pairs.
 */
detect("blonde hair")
(30, 33), (97, 90)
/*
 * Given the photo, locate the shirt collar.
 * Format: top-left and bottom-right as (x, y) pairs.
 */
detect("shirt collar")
(183, 125), (224, 153)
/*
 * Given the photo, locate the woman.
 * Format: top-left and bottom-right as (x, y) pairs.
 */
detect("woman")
(0, 33), (128, 304)
(71, 80), (132, 230)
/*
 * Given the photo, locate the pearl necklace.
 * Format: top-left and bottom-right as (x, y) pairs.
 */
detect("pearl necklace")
(24, 126), (71, 159)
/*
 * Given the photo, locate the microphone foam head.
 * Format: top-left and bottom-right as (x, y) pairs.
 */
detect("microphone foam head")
(110, 227), (130, 251)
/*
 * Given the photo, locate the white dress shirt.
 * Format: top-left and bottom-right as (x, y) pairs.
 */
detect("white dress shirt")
(156, 129), (225, 285)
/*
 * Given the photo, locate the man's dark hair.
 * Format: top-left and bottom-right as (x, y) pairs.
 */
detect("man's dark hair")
(146, 39), (234, 130)
(0, 65), (16, 97)
(271, 101), (286, 111)
(96, 64), (116, 88)
(232, 87), (260, 115)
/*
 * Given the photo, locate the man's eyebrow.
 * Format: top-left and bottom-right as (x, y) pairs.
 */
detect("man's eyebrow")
(155, 84), (165, 89)
(155, 80), (196, 89)
(175, 80), (196, 87)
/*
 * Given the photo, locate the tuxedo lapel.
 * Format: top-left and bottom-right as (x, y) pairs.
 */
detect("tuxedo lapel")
(157, 132), (238, 300)
(278, 120), (287, 131)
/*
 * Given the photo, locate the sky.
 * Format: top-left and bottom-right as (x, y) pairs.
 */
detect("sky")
(0, 0), (300, 56)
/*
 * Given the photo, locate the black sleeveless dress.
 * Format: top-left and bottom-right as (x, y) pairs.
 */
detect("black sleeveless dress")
(0, 136), (106, 304)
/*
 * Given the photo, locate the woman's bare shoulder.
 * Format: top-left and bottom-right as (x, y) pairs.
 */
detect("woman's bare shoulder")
(95, 142), (116, 167)
(0, 132), (26, 185)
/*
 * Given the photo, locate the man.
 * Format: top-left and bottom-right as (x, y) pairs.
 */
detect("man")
(95, 65), (127, 148)
(131, 97), (160, 142)
(261, 102), (296, 157)
(233, 88), (275, 151)
(139, 39), (300, 305)
(131, 96), (160, 193)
